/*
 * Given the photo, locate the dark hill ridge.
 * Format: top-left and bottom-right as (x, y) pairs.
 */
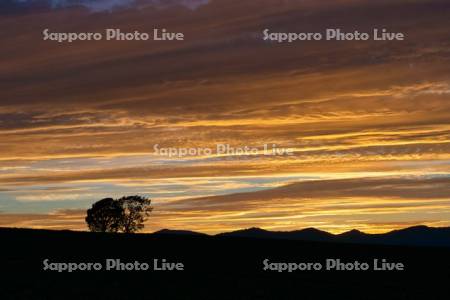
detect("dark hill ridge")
(215, 227), (334, 242)
(153, 225), (450, 247)
(153, 229), (209, 236)
(0, 225), (449, 247)
(0, 225), (449, 299)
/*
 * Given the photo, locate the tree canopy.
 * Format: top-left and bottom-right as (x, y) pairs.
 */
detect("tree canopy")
(85, 196), (152, 233)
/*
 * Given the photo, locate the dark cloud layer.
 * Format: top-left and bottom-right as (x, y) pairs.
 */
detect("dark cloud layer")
(3, 0), (209, 13)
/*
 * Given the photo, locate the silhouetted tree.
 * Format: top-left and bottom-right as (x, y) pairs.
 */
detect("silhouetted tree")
(85, 198), (123, 233)
(118, 196), (153, 233)
(86, 196), (153, 233)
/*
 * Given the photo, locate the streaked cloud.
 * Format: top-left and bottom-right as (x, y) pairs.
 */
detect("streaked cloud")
(0, 0), (449, 233)
(2, 176), (449, 233)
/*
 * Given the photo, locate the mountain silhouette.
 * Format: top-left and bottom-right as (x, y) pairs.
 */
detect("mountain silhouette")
(1, 225), (450, 299)
(153, 229), (208, 236)
(216, 227), (334, 242)
(156, 225), (450, 247)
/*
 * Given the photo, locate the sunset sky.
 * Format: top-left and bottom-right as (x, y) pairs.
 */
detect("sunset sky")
(0, 0), (449, 233)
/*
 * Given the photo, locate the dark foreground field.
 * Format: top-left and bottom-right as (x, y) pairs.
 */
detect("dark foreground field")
(1, 228), (449, 299)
